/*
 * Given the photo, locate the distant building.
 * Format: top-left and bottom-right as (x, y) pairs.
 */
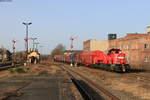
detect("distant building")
(0, 49), (12, 62)
(28, 51), (40, 64)
(83, 40), (109, 51)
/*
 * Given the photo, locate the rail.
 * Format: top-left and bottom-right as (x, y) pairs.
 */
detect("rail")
(60, 64), (120, 100)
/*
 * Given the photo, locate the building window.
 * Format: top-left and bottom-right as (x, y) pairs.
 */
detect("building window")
(126, 45), (129, 50)
(119, 46), (122, 50)
(144, 44), (149, 49)
(124, 45), (126, 50)
(126, 45), (131, 49)
(144, 56), (149, 62)
(128, 45), (131, 49)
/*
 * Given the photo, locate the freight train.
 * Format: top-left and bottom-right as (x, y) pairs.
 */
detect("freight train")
(54, 49), (130, 72)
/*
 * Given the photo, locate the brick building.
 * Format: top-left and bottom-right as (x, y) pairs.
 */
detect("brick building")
(83, 40), (109, 51)
(109, 33), (150, 70)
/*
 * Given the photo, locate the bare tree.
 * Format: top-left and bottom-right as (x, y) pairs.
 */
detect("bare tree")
(51, 44), (65, 58)
(15, 51), (26, 63)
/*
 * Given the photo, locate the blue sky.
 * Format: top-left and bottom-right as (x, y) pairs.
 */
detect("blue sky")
(0, 0), (150, 54)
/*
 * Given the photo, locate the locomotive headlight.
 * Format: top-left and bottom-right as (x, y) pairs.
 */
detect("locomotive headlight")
(117, 57), (124, 59)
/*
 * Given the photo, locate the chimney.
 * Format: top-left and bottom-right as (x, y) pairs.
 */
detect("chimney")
(147, 26), (150, 34)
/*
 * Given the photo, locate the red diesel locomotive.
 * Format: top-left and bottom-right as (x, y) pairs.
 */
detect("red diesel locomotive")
(54, 49), (130, 72)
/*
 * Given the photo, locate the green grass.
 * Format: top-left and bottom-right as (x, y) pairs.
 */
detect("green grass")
(8, 67), (27, 73)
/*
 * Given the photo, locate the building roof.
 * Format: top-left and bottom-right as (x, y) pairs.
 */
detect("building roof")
(125, 33), (149, 38)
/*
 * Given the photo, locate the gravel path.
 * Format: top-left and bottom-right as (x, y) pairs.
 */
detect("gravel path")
(0, 63), (83, 100)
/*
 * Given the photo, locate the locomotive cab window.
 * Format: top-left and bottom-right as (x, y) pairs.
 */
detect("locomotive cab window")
(108, 49), (121, 54)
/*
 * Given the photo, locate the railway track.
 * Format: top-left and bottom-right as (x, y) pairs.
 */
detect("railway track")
(74, 64), (150, 82)
(0, 63), (23, 71)
(60, 64), (120, 100)
(0, 63), (13, 71)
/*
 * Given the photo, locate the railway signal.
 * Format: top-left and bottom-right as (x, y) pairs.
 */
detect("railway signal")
(70, 36), (77, 66)
(70, 36), (77, 51)
(12, 40), (18, 66)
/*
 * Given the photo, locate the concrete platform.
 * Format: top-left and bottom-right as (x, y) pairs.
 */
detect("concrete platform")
(0, 74), (81, 100)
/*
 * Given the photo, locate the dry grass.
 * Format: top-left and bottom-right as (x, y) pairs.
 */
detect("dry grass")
(70, 66), (150, 100)
(111, 79), (150, 100)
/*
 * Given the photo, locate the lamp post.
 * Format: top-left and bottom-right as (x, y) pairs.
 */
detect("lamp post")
(22, 22), (32, 62)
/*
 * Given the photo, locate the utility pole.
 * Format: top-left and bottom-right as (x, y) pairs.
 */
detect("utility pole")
(34, 42), (40, 51)
(39, 45), (43, 54)
(12, 40), (18, 67)
(31, 37), (37, 51)
(22, 22), (32, 64)
(39, 45), (44, 61)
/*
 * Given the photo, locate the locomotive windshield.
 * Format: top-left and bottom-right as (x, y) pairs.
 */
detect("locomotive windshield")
(108, 48), (121, 54)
